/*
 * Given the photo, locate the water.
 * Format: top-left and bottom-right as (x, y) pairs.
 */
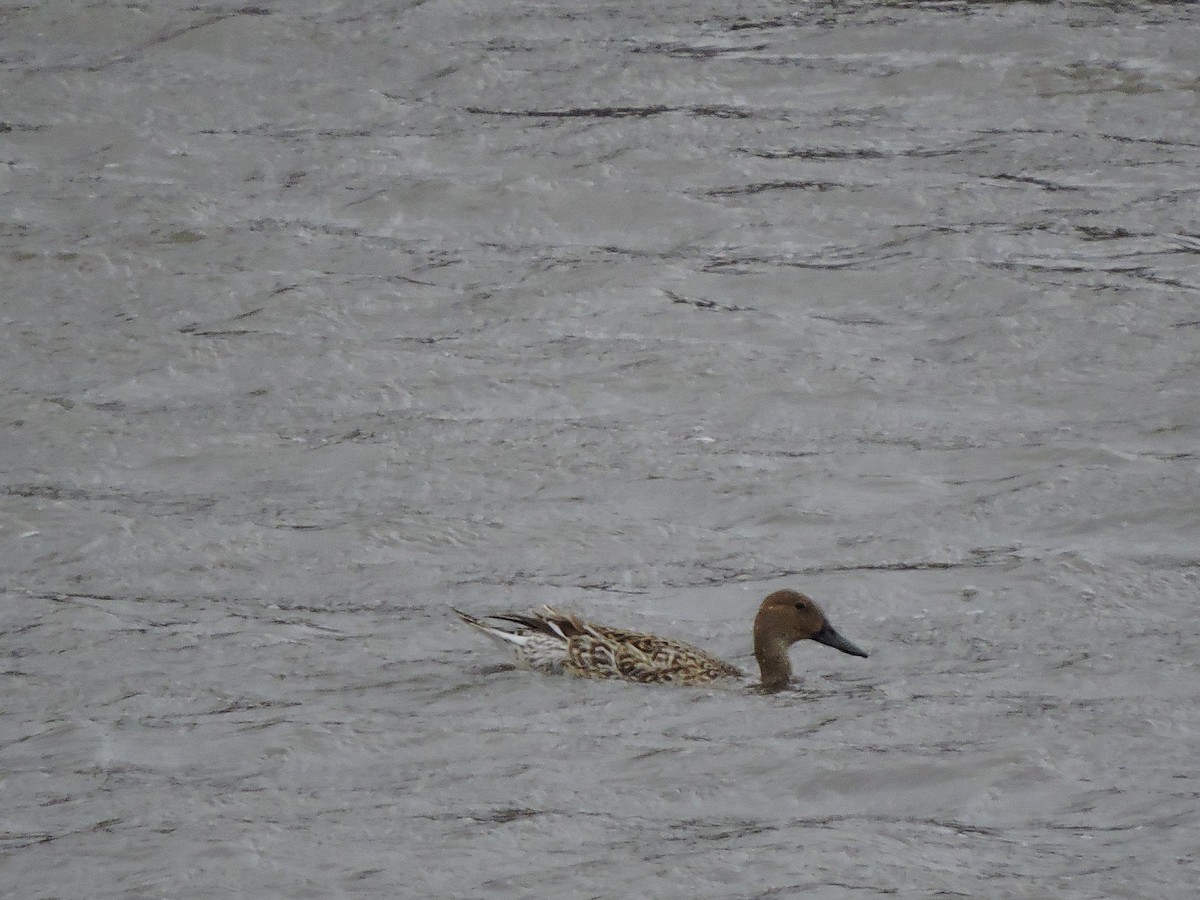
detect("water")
(2, 1), (1198, 897)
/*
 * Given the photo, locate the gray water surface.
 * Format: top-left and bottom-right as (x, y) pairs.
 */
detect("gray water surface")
(2, 1), (1199, 897)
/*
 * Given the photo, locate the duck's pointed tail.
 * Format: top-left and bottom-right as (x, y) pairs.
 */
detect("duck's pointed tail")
(451, 607), (527, 648)
(451, 607), (571, 674)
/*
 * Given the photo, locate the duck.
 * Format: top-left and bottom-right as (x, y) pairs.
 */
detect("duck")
(452, 589), (868, 692)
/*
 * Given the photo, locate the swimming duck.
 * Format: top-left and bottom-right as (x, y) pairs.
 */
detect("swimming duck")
(452, 589), (868, 692)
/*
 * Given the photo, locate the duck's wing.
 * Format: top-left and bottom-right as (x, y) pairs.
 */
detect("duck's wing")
(477, 606), (591, 640)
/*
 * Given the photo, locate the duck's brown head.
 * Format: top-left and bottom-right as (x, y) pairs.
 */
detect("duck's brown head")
(752, 589), (868, 691)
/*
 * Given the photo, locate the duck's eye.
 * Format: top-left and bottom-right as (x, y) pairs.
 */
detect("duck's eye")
(794, 601), (807, 611)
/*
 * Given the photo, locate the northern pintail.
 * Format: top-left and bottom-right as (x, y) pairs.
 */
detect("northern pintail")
(453, 589), (868, 691)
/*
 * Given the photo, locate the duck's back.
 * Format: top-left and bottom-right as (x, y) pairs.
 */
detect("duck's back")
(566, 624), (744, 684)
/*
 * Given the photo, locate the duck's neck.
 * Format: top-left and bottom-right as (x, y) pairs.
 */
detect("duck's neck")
(754, 638), (793, 692)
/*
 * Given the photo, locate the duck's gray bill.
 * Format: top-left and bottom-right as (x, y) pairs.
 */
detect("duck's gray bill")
(813, 622), (869, 658)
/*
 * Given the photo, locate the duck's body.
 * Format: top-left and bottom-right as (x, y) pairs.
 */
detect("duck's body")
(452, 606), (744, 684)
(452, 589), (868, 691)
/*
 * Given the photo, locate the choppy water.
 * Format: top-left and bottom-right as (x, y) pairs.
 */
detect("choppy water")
(3, 1), (1199, 897)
